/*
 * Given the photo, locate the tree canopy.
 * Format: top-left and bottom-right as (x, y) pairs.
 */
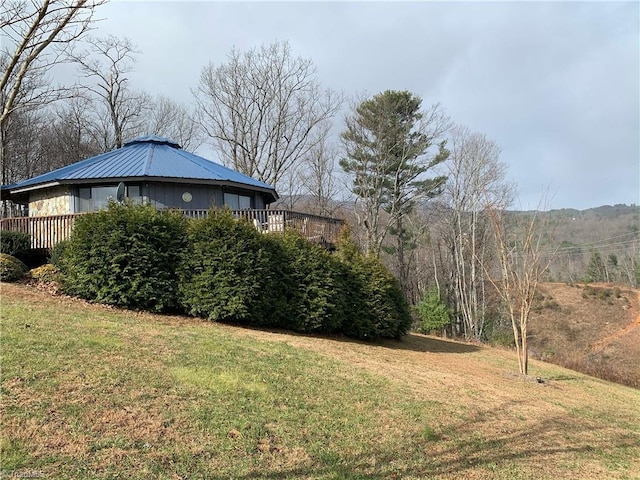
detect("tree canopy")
(193, 40), (342, 192)
(340, 90), (450, 258)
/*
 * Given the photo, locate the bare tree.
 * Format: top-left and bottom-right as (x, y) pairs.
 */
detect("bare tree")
(40, 95), (101, 169)
(1, 95), (101, 188)
(193, 40), (342, 191)
(299, 122), (343, 216)
(619, 241), (639, 287)
(553, 241), (583, 283)
(272, 165), (305, 211)
(71, 35), (151, 150)
(2, 107), (47, 182)
(384, 210), (435, 305)
(437, 126), (515, 340)
(1, 0), (105, 186)
(1, 51), (50, 184)
(486, 203), (553, 376)
(146, 95), (202, 151)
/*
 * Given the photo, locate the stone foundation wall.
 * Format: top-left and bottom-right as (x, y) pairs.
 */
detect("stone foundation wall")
(28, 187), (72, 217)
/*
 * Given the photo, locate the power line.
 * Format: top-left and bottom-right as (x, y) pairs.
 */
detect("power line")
(552, 232), (639, 253)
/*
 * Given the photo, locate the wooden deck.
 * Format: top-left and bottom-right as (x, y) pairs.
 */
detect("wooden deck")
(0, 209), (345, 251)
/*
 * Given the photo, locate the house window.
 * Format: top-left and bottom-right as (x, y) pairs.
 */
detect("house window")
(78, 187), (92, 212)
(127, 185), (141, 200)
(92, 186), (118, 210)
(223, 193), (251, 210)
(77, 185), (142, 212)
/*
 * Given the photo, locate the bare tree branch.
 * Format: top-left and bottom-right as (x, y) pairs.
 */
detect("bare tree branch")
(70, 35), (151, 150)
(145, 95), (202, 151)
(193, 40), (343, 191)
(485, 197), (554, 375)
(435, 125), (515, 340)
(298, 120), (344, 216)
(1, 0), (105, 125)
(1, 0), (105, 195)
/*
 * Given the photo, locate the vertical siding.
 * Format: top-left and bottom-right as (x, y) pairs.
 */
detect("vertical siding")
(145, 183), (269, 210)
(25, 182), (272, 215)
(147, 183), (221, 210)
(212, 189), (224, 208)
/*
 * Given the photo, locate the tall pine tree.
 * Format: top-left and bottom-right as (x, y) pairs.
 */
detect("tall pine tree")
(340, 90), (449, 290)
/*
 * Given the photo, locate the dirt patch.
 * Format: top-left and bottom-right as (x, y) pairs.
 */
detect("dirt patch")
(528, 283), (640, 387)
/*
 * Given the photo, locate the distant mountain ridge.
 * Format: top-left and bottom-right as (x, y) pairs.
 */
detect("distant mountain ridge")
(513, 204), (639, 284)
(275, 196), (639, 285)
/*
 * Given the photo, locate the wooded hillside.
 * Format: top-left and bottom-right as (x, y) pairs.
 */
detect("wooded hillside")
(519, 204), (639, 284)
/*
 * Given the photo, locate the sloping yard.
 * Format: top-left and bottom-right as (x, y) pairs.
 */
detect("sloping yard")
(1, 283), (639, 479)
(529, 282), (640, 387)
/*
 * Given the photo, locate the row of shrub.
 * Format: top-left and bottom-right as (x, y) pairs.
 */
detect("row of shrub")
(1, 230), (51, 268)
(0, 253), (29, 282)
(52, 203), (411, 340)
(0, 225), (38, 281)
(1, 230), (31, 258)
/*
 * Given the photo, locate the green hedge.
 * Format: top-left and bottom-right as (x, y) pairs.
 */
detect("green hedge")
(60, 203), (188, 312)
(1, 230), (30, 257)
(56, 204), (412, 340)
(272, 231), (344, 333)
(334, 231), (411, 340)
(353, 255), (412, 339)
(0, 253), (28, 282)
(179, 210), (274, 323)
(49, 240), (69, 269)
(178, 215), (411, 339)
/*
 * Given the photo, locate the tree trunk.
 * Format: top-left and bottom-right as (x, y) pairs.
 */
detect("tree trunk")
(396, 215), (409, 293)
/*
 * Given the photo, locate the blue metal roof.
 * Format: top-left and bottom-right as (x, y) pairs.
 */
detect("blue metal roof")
(4, 136), (277, 200)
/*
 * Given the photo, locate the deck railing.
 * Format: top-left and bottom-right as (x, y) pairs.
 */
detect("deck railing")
(182, 209), (345, 245)
(0, 214), (80, 251)
(0, 209), (345, 251)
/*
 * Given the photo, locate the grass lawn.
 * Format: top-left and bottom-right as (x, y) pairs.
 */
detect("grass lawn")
(1, 283), (639, 479)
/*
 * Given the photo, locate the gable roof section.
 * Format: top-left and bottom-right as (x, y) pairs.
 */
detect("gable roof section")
(2, 136), (277, 201)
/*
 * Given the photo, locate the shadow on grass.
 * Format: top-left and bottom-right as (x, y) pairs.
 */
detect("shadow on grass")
(233, 401), (637, 479)
(231, 324), (481, 355)
(379, 333), (481, 354)
(545, 373), (582, 382)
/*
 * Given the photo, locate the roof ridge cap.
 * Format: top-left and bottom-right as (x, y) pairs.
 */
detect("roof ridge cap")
(144, 143), (155, 175)
(124, 135), (181, 148)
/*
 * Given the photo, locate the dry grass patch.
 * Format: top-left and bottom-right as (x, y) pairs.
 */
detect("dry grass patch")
(229, 326), (640, 478)
(528, 283), (639, 387)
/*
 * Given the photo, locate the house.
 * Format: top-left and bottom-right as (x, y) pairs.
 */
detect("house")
(0, 136), (344, 250)
(1, 135), (278, 216)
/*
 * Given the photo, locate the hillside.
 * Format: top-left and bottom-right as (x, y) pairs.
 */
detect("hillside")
(2, 283), (639, 479)
(286, 200), (640, 285)
(529, 282), (640, 388)
(536, 205), (639, 284)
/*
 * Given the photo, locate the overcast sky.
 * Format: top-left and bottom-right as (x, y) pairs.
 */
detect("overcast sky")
(87, 0), (638, 210)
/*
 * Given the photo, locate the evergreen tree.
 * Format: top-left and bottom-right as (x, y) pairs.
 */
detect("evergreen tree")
(340, 90), (449, 289)
(586, 252), (607, 283)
